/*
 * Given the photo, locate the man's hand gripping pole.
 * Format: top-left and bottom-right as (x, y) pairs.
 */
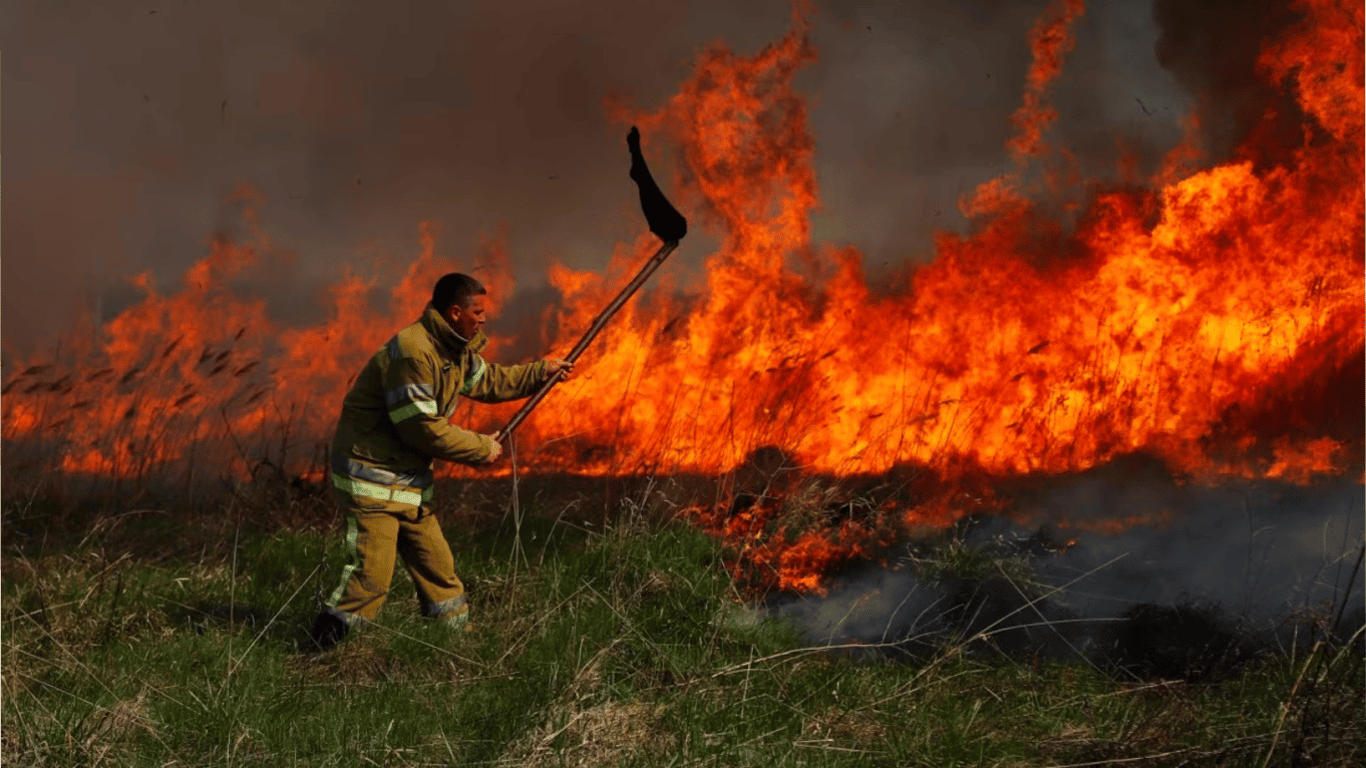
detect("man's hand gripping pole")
(495, 126), (688, 441)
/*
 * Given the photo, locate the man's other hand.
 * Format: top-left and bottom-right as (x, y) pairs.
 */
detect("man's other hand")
(483, 432), (503, 464)
(545, 359), (575, 382)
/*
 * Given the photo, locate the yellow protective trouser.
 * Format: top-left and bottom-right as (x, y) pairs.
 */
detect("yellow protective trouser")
(325, 491), (469, 629)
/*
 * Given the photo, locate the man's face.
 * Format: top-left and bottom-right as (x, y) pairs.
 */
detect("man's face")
(446, 294), (488, 339)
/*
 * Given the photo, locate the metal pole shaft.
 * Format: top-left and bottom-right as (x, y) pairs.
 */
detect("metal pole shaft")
(496, 239), (679, 440)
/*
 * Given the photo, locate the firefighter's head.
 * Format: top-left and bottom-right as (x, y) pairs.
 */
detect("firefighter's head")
(433, 273), (488, 340)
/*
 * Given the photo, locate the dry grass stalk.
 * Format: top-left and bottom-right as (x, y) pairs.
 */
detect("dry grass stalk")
(513, 700), (670, 768)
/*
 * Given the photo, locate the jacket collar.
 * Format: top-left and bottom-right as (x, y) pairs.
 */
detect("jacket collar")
(419, 303), (488, 359)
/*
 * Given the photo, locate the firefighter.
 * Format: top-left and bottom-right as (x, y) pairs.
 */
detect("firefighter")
(309, 273), (571, 650)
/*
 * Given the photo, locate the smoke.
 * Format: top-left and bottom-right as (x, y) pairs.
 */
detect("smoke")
(3, 0), (1195, 359)
(773, 468), (1365, 673)
(1150, 0), (1306, 161)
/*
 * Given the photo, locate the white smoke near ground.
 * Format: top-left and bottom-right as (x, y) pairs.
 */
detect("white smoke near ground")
(774, 471), (1364, 672)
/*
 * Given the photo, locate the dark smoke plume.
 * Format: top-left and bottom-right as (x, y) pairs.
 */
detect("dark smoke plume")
(775, 470), (1364, 677)
(1151, 0), (1307, 163)
(3, 0), (1190, 359)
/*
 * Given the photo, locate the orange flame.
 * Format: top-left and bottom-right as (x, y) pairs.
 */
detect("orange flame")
(1007, 0), (1086, 161)
(520, 0), (1362, 485)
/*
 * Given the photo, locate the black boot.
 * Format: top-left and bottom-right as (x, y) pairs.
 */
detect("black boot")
(309, 611), (349, 651)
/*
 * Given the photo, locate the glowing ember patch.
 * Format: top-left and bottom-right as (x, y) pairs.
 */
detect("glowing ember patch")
(1265, 438), (1345, 483)
(61, 449), (118, 475)
(1054, 510), (1177, 537)
(3, 405), (40, 436)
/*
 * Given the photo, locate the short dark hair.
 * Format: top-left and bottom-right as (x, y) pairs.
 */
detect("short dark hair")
(432, 273), (487, 313)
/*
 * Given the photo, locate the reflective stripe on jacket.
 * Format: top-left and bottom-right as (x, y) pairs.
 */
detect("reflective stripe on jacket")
(330, 303), (549, 500)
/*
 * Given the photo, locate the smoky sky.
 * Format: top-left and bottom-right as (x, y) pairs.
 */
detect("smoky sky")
(3, 1), (1227, 358)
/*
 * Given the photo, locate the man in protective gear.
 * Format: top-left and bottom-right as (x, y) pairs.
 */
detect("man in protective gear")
(310, 273), (571, 649)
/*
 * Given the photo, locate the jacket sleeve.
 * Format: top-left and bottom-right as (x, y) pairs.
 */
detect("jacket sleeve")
(385, 354), (495, 464)
(461, 355), (551, 404)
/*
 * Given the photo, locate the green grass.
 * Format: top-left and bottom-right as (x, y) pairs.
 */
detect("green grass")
(3, 481), (1363, 767)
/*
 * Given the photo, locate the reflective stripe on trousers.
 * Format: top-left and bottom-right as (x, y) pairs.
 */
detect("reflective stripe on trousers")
(331, 472), (434, 506)
(326, 514), (361, 610)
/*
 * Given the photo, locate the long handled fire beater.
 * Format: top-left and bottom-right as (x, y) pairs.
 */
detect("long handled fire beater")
(494, 126), (688, 441)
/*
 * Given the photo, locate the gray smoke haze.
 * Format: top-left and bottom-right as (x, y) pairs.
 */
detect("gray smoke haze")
(2, 0), (1199, 358)
(1151, 0), (1305, 159)
(776, 471), (1364, 663)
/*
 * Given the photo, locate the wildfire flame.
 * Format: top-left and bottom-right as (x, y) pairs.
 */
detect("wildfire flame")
(4, 0), (1361, 594)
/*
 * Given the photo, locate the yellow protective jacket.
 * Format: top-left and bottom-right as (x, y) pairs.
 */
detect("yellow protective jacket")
(330, 303), (550, 505)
